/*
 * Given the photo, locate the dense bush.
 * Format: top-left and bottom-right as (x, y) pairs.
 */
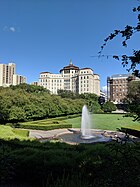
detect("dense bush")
(0, 139), (139, 186)
(0, 85), (85, 123)
(0, 84), (101, 123)
(125, 80), (140, 121)
(120, 127), (140, 138)
(102, 101), (117, 113)
(14, 123), (72, 131)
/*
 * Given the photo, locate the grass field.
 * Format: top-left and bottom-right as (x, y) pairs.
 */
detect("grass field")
(65, 114), (140, 131)
(1, 114), (139, 140)
(0, 125), (29, 140)
(16, 114), (140, 131)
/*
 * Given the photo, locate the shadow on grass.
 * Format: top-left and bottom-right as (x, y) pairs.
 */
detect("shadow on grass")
(0, 138), (140, 187)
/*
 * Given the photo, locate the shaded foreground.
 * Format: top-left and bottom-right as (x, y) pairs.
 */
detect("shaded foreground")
(0, 139), (140, 187)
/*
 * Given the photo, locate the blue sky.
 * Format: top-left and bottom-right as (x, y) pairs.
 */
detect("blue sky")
(0, 0), (139, 91)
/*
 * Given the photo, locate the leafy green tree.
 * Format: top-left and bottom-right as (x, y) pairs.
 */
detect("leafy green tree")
(57, 89), (78, 99)
(9, 106), (26, 122)
(10, 83), (50, 93)
(126, 80), (140, 120)
(102, 101), (116, 113)
(0, 89), (13, 123)
(99, 4), (140, 74)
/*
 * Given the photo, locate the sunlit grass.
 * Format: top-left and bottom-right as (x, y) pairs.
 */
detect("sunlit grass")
(0, 125), (29, 140)
(2, 114), (139, 140)
(65, 114), (140, 131)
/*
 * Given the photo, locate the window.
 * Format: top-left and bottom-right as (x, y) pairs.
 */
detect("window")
(64, 70), (70, 73)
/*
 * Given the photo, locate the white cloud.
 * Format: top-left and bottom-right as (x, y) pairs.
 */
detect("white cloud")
(3, 26), (17, 32)
(9, 27), (16, 32)
(102, 85), (107, 92)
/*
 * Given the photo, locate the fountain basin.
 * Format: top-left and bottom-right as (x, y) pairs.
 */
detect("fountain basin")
(81, 135), (95, 140)
(57, 130), (111, 144)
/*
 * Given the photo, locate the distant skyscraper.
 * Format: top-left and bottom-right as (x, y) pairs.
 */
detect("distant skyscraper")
(39, 60), (100, 95)
(0, 62), (26, 87)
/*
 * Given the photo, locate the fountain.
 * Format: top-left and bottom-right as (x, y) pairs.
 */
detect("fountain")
(81, 105), (94, 139)
(56, 105), (111, 144)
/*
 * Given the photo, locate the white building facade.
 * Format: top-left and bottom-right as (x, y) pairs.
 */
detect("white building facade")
(39, 61), (100, 95)
(13, 74), (26, 86)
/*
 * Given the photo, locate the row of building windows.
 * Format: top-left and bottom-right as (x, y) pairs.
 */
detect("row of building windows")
(40, 79), (63, 82)
(113, 88), (127, 92)
(40, 83), (63, 89)
(113, 84), (127, 87)
(113, 79), (127, 84)
(81, 88), (89, 91)
(113, 92), (127, 97)
(80, 71), (90, 74)
(40, 74), (62, 78)
(80, 76), (89, 79)
(81, 80), (89, 83)
(81, 84), (89, 87)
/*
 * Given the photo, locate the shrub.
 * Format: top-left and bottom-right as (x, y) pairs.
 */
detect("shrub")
(102, 101), (116, 113)
(15, 123), (72, 131)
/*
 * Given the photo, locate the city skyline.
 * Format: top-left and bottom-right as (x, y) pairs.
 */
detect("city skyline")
(0, 0), (139, 91)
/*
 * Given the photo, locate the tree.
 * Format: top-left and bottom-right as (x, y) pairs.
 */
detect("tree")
(57, 89), (77, 99)
(98, 96), (105, 106)
(126, 80), (140, 120)
(99, 4), (140, 75)
(10, 83), (50, 93)
(102, 101), (116, 113)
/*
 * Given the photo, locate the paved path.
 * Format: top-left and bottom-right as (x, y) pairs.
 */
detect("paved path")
(29, 128), (70, 139)
(29, 128), (140, 143)
(29, 128), (118, 140)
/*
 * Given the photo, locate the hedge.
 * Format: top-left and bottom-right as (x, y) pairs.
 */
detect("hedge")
(121, 127), (140, 138)
(9, 123), (72, 131)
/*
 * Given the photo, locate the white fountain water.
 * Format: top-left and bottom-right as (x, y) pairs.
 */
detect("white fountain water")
(81, 105), (94, 139)
(55, 105), (111, 144)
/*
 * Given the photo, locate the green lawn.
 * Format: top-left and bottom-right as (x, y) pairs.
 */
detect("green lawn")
(65, 114), (140, 131)
(1, 114), (139, 140)
(0, 125), (29, 140)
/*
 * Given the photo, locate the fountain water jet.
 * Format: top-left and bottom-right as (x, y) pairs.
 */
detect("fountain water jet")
(55, 105), (112, 144)
(81, 105), (94, 139)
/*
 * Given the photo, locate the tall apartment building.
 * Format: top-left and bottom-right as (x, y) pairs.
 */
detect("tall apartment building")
(13, 74), (26, 86)
(39, 60), (100, 95)
(0, 63), (15, 86)
(107, 73), (139, 103)
(0, 62), (26, 87)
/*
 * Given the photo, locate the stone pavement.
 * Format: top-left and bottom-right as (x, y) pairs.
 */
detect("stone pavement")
(29, 128), (69, 139)
(29, 128), (140, 143)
